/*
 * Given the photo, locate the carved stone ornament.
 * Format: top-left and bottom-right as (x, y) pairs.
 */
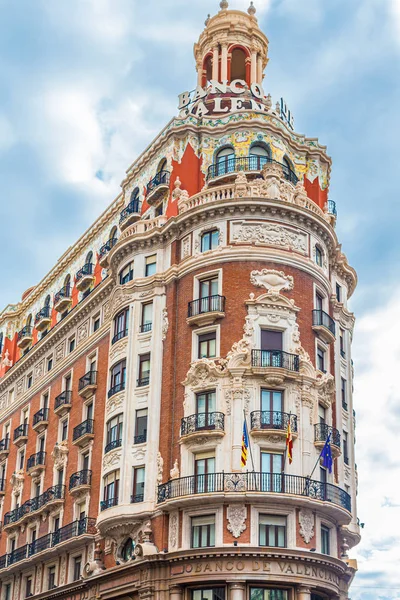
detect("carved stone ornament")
(55, 341), (65, 363)
(299, 509), (315, 544)
(181, 235), (191, 259)
(103, 450), (121, 469)
(157, 452), (164, 485)
(34, 360), (44, 379)
(231, 221), (308, 256)
(316, 372), (335, 409)
(16, 377), (24, 397)
(162, 308), (169, 341)
(169, 511), (179, 551)
(10, 470), (24, 495)
(35, 565), (42, 594)
(227, 504), (247, 538)
(250, 269), (294, 294)
(109, 338), (128, 363)
(83, 543), (106, 579)
(183, 358), (226, 388)
(77, 320), (89, 343)
(106, 392), (124, 415)
(226, 339), (251, 369)
(60, 555), (67, 586)
(170, 459), (180, 480)
(0, 349), (13, 369)
(51, 442), (69, 470)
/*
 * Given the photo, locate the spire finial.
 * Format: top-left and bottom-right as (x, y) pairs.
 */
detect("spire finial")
(205, 13), (211, 25)
(248, 1), (256, 15)
(220, 0), (229, 10)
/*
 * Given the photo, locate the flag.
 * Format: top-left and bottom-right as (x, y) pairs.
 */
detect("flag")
(286, 419), (293, 464)
(241, 419), (249, 467)
(321, 433), (333, 473)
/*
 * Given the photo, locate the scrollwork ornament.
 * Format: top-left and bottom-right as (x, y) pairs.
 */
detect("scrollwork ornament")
(227, 504), (247, 538)
(299, 509), (315, 544)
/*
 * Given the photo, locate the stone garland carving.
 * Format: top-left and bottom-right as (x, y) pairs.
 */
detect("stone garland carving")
(169, 511), (179, 551)
(34, 360), (44, 379)
(106, 392), (124, 415)
(77, 320), (89, 344)
(250, 269), (294, 294)
(183, 358), (226, 389)
(231, 221), (308, 256)
(227, 504), (247, 539)
(162, 308), (169, 341)
(55, 341), (65, 363)
(299, 509), (315, 544)
(181, 235), (191, 259)
(10, 471), (24, 495)
(16, 377), (24, 397)
(59, 556), (67, 586)
(103, 450), (121, 469)
(35, 565), (42, 594)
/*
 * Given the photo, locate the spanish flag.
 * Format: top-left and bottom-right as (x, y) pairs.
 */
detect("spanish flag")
(286, 418), (293, 465)
(241, 419), (249, 467)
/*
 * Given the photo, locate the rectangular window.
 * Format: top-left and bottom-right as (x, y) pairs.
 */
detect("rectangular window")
(191, 515), (215, 548)
(315, 292), (324, 312)
(132, 466), (145, 502)
(336, 283), (342, 303)
(250, 590), (288, 600)
(343, 431), (349, 465)
(196, 390), (216, 415)
(92, 314), (100, 332)
(260, 389), (283, 418)
(320, 467), (327, 485)
(64, 373), (72, 392)
(340, 329), (345, 358)
(113, 308), (129, 342)
(201, 230), (219, 252)
(138, 354), (150, 386)
(317, 347), (326, 373)
(27, 374), (33, 389)
(261, 452), (284, 492)
(341, 378), (347, 410)
(73, 556), (82, 582)
(135, 409), (148, 444)
(321, 525), (330, 555)
(18, 449), (25, 471)
(259, 515), (286, 548)
(48, 566), (57, 590)
(25, 576), (32, 598)
(106, 415), (123, 448)
(198, 331), (216, 359)
(57, 469), (64, 487)
(110, 360), (126, 393)
(192, 590), (225, 600)
(261, 330), (283, 351)
(42, 392), (49, 411)
(61, 418), (68, 442)
(145, 255), (157, 277)
(140, 302), (153, 333)
(199, 277), (219, 300)
(318, 404), (326, 425)
(69, 336), (76, 353)
(4, 584), (11, 600)
(103, 471), (120, 507)
(47, 357), (53, 372)
(195, 455), (215, 493)
(119, 262), (134, 285)
(86, 402), (93, 421)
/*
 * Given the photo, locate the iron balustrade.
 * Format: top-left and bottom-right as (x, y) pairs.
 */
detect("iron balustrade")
(181, 412), (225, 436)
(188, 295), (226, 318)
(112, 329), (128, 345)
(73, 419), (94, 442)
(312, 309), (336, 336)
(119, 199), (141, 224)
(146, 170), (170, 193)
(76, 262), (94, 282)
(104, 439), (122, 454)
(54, 390), (72, 410)
(157, 472), (351, 511)
(4, 485), (65, 526)
(140, 322), (152, 333)
(134, 433), (147, 444)
(0, 437), (9, 452)
(17, 326), (32, 342)
(69, 469), (92, 490)
(99, 237), (118, 259)
(33, 408), (49, 426)
(100, 497), (118, 511)
(34, 306), (51, 325)
(252, 349), (300, 372)
(108, 382), (125, 398)
(314, 423), (341, 448)
(327, 200), (337, 216)
(79, 370), (97, 391)
(137, 375), (150, 387)
(13, 423), (28, 441)
(52, 517), (97, 545)
(0, 478), (5, 492)
(28, 533), (52, 557)
(250, 411), (298, 433)
(9, 545), (28, 565)
(131, 494), (144, 503)
(27, 451), (46, 470)
(54, 286), (71, 305)
(206, 156), (299, 185)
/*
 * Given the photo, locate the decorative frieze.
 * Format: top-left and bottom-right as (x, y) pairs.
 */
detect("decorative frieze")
(230, 220), (308, 255)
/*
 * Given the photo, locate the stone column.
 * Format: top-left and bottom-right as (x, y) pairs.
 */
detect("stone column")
(169, 584), (184, 600)
(212, 47), (219, 80)
(228, 582), (246, 600)
(297, 586), (311, 600)
(251, 50), (257, 84)
(221, 44), (228, 81)
(257, 55), (263, 83)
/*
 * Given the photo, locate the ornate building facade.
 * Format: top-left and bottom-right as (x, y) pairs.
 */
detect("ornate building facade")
(0, 3), (359, 600)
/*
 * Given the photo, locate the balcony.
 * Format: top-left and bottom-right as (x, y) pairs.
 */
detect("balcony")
(206, 156), (299, 186)
(250, 411), (298, 441)
(314, 423), (341, 458)
(312, 309), (336, 343)
(112, 328), (128, 345)
(72, 419), (94, 447)
(69, 470), (92, 496)
(34, 306), (51, 332)
(108, 382), (125, 398)
(54, 286), (72, 313)
(187, 295), (226, 327)
(104, 439), (122, 454)
(27, 451), (46, 477)
(17, 326), (33, 350)
(134, 433), (147, 444)
(131, 493), (144, 503)
(119, 198), (141, 231)
(3, 485), (65, 531)
(76, 262), (95, 292)
(146, 170), (170, 206)
(157, 472), (351, 512)
(13, 424), (28, 447)
(32, 408), (49, 433)
(0, 478), (5, 497)
(251, 349), (300, 386)
(140, 322), (152, 333)
(78, 370), (97, 398)
(54, 390), (72, 415)
(180, 412), (225, 443)
(100, 497), (118, 511)
(99, 237), (118, 267)
(0, 437), (10, 459)
(137, 374), (150, 387)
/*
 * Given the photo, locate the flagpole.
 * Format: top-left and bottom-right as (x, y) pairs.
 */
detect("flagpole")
(243, 410), (255, 472)
(282, 412), (291, 473)
(309, 433), (332, 480)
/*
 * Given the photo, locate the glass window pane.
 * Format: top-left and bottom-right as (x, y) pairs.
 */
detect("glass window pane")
(209, 524), (215, 546)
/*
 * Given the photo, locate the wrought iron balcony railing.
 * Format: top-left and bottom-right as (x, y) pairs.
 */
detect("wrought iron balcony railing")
(108, 382), (125, 398)
(312, 309), (336, 336)
(54, 286), (71, 305)
(157, 472), (351, 511)
(120, 199), (141, 225)
(54, 390), (72, 410)
(188, 295), (226, 318)
(146, 170), (170, 193)
(13, 424), (28, 441)
(314, 423), (341, 448)
(100, 497), (118, 511)
(76, 262), (94, 282)
(134, 433), (147, 444)
(181, 412), (225, 436)
(137, 374), (150, 387)
(140, 322), (152, 333)
(78, 370), (97, 391)
(73, 419), (94, 442)
(52, 517), (97, 546)
(4, 485), (65, 526)
(206, 155), (299, 185)
(112, 329), (128, 345)
(27, 451), (46, 471)
(251, 349), (300, 372)
(33, 408), (49, 427)
(250, 411), (298, 433)
(104, 439), (122, 454)
(131, 493), (144, 503)
(69, 470), (92, 491)
(99, 237), (118, 259)
(17, 326), (32, 342)
(34, 306), (51, 325)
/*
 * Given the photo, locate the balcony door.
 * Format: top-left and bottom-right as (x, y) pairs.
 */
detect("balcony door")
(196, 391), (216, 429)
(199, 278), (219, 313)
(260, 330), (283, 368)
(260, 390), (283, 428)
(261, 452), (284, 492)
(195, 456), (215, 493)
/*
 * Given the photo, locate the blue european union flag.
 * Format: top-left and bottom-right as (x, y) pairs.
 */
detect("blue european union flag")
(321, 433), (333, 474)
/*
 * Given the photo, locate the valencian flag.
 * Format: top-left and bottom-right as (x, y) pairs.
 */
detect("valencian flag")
(321, 433), (333, 474)
(241, 419), (249, 467)
(286, 419), (293, 464)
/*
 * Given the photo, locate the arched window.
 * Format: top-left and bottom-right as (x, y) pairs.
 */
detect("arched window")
(157, 158), (167, 174)
(282, 156), (296, 184)
(204, 55), (213, 85)
(201, 229), (220, 253)
(45, 295), (51, 307)
(26, 314), (32, 328)
(109, 226), (118, 245)
(231, 48), (247, 82)
(0, 333), (3, 356)
(249, 143), (271, 170)
(215, 146), (235, 177)
(121, 538), (135, 562)
(85, 251), (93, 266)
(315, 245), (323, 267)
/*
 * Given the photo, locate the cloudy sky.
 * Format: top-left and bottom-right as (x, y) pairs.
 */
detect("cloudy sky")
(0, 0), (399, 596)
